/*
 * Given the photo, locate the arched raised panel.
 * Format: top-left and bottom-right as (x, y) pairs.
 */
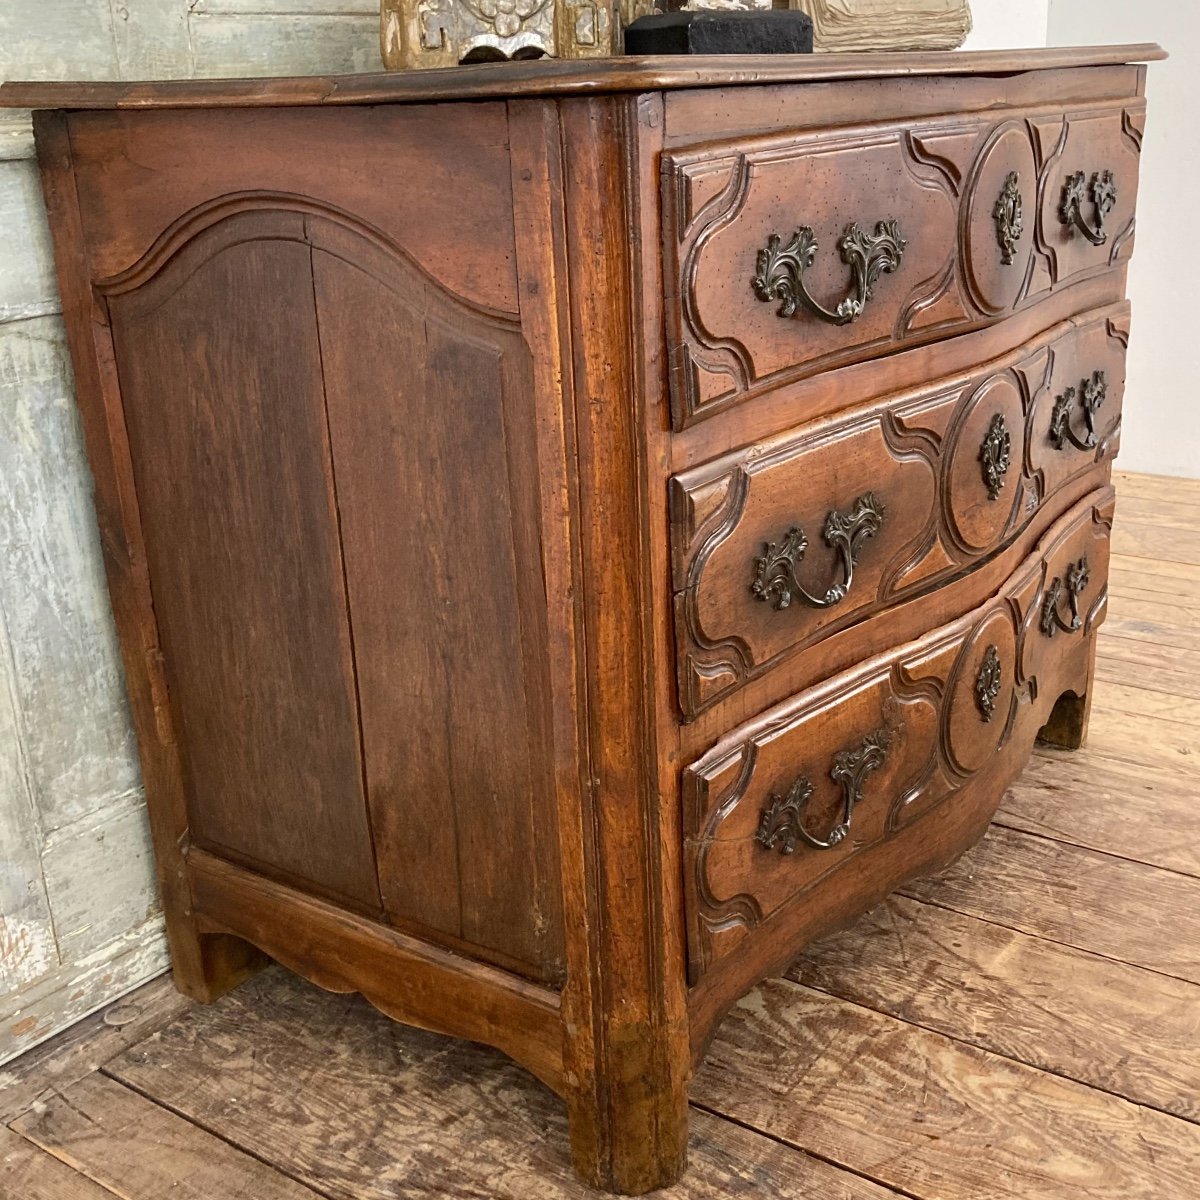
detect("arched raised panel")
(105, 209), (381, 911)
(105, 204), (565, 981)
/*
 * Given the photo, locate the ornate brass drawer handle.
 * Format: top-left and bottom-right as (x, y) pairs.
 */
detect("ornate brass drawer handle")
(751, 221), (907, 326)
(751, 492), (885, 611)
(1040, 555), (1090, 638)
(1059, 170), (1117, 246)
(757, 729), (892, 854)
(979, 412), (1012, 501)
(1050, 370), (1107, 451)
(993, 171), (1024, 266)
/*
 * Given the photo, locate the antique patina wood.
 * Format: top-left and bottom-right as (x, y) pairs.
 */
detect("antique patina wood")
(0, 46), (1160, 1193)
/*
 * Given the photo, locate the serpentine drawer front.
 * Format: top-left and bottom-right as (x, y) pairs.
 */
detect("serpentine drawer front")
(671, 302), (1127, 718)
(683, 488), (1113, 982)
(665, 100), (1143, 427)
(3, 44), (1159, 1196)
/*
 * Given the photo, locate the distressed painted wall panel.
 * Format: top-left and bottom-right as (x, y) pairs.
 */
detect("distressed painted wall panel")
(0, 1), (119, 81)
(109, 1), (194, 81)
(0, 113), (36, 163)
(0, 317), (140, 830)
(0, 916), (168, 1059)
(0, 648), (56, 997)
(0, 162), (59, 322)
(40, 795), (158, 963)
(0, 0), (386, 1065)
(188, 14), (381, 77)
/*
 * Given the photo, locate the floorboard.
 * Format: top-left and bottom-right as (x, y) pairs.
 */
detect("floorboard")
(998, 750), (1200, 877)
(1095, 638), (1200, 700)
(0, 974), (193, 1125)
(1089, 680), (1200, 724)
(691, 978), (1200, 1200)
(900, 824), (1200, 983)
(102, 969), (901, 1200)
(11, 1073), (323, 1200)
(0, 1124), (118, 1199)
(1112, 517), (1200, 566)
(789, 894), (1200, 1122)
(1112, 471), (1200, 503)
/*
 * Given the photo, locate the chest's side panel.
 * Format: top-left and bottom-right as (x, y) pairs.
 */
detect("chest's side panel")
(72, 104), (565, 982)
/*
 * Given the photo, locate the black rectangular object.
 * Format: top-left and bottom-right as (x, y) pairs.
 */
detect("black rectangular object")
(623, 11), (814, 56)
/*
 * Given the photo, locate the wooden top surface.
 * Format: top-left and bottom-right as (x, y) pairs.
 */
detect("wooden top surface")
(0, 44), (1165, 111)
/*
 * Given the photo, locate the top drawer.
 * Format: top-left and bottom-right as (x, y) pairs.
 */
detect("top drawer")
(664, 100), (1144, 429)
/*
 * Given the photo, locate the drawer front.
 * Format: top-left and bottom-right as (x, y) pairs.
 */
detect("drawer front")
(672, 302), (1126, 718)
(683, 487), (1114, 981)
(664, 100), (1143, 428)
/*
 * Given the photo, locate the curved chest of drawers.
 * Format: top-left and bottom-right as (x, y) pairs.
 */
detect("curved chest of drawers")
(3, 43), (1160, 1196)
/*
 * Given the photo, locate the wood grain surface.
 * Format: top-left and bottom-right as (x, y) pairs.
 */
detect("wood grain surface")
(692, 977), (1200, 1200)
(0, 974), (192, 1124)
(0, 1125), (116, 1200)
(900, 824), (1200, 983)
(12, 1073), (322, 1199)
(102, 968), (900, 1200)
(790, 894), (1200, 1121)
(0, 45), (1166, 110)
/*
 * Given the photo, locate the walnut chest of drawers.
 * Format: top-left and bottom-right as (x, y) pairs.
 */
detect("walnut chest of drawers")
(2, 43), (1162, 1194)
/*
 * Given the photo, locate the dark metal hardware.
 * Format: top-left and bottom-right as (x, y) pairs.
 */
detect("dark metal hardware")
(1040, 556), (1090, 638)
(975, 644), (1003, 723)
(1059, 169), (1117, 246)
(751, 221), (907, 326)
(756, 729), (892, 854)
(979, 412), (1012, 501)
(751, 492), (885, 611)
(1050, 370), (1107, 452)
(992, 171), (1024, 265)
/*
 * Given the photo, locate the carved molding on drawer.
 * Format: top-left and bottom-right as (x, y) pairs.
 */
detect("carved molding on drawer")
(1030, 105), (1144, 296)
(664, 102), (1144, 428)
(665, 123), (972, 427)
(672, 410), (937, 718)
(683, 487), (1115, 981)
(671, 304), (1128, 719)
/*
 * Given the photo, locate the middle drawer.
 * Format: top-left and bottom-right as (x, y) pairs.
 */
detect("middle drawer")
(671, 301), (1126, 718)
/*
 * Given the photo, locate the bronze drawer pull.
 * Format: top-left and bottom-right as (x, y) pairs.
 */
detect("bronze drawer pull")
(751, 221), (907, 326)
(1059, 169), (1117, 246)
(992, 171), (1024, 266)
(979, 412), (1012, 501)
(1040, 555), (1090, 638)
(1050, 370), (1107, 451)
(751, 492), (885, 611)
(757, 729), (892, 853)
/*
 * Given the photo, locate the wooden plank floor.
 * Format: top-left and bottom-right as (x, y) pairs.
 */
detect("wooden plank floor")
(3, 469), (1199, 1200)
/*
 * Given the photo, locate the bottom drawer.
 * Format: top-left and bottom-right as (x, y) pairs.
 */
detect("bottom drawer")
(683, 486), (1113, 983)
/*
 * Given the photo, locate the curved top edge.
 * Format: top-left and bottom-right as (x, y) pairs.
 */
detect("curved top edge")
(0, 44), (1166, 111)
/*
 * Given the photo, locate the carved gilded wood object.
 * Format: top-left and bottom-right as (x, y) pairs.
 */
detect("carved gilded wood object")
(381, 0), (654, 67)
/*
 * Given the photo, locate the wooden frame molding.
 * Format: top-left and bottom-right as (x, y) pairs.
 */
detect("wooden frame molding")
(187, 849), (565, 1093)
